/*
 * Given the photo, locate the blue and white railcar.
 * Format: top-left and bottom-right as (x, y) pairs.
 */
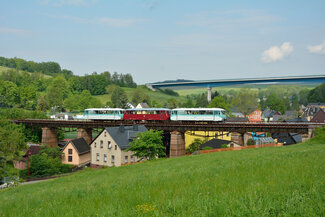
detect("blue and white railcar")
(76, 108), (125, 120)
(171, 108), (226, 121)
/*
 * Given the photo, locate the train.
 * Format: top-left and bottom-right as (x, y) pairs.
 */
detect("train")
(74, 107), (227, 122)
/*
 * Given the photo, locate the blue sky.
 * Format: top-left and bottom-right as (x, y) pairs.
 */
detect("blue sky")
(1, 0), (325, 83)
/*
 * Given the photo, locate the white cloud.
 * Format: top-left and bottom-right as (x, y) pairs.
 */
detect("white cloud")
(261, 42), (293, 63)
(307, 40), (325, 55)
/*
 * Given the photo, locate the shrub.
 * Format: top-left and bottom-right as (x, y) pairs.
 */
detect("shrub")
(201, 146), (213, 150)
(221, 144), (228, 148)
(247, 138), (255, 146)
(187, 138), (204, 154)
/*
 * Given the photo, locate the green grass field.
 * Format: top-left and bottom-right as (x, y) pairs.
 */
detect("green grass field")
(1, 135), (325, 216)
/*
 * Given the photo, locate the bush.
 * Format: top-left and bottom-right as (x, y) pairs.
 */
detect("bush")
(187, 138), (204, 154)
(201, 146), (213, 150)
(247, 139), (255, 146)
(221, 144), (228, 148)
(19, 146), (71, 179)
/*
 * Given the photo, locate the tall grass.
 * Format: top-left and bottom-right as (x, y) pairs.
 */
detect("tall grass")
(1, 137), (325, 216)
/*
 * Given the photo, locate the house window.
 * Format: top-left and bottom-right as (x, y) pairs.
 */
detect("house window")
(130, 155), (134, 162)
(100, 140), (103, 148)
(104, 154), (107, 162)
(125, 156), (128, 163)
(68, 149), (72, 154)
(68, 156), (72, 162)
(115, 145), (117, 150)
(94, 142), (97, 148)
(108, 141), (111, 149)
(111, 155), (115, 163)
(96, 153), (100, 161)
(104, 132), (107, 137)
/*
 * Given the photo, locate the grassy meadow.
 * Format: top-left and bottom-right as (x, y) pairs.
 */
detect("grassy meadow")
(1, 136), (325, 216)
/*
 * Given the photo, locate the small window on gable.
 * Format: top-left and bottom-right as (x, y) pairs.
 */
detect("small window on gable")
(104, 132), (107, 137)
(108, 141), (111, 149)
(100, 140), (103, 148)
(68, 156), (72, 162)
(94, 142), (97, 148)
(68, 149), (72, 154)
(115, 145), (117, 150)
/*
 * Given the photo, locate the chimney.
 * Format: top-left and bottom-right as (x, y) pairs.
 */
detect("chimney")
(133, 124), (138, 131)
(119, 125), (125, 133)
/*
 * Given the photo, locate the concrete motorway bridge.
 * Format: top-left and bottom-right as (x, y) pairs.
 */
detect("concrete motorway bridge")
(147, 75), (325, 102)
(13, 119), (322, 157)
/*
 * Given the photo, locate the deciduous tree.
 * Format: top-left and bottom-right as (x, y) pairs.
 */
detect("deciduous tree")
(126, 130), (165, 160)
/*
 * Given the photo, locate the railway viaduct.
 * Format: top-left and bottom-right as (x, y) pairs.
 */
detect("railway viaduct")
(12, 119), (320, 157)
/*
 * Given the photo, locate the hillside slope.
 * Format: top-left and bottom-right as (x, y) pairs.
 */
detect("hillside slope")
(0, 65), (52, 79)
(1, 140), (324, 216)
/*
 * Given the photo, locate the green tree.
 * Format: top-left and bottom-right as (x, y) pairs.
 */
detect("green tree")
(0, 80), (19, 107)
(195, 93), (208, 107)
(21, 146), (70, 179)
(37, 95), (49, 112)
(0, 118), (27, 180)
(265, 93), (286, 114)
(46, 75), (70, 109)
(232, 88), (258, 116)
(308, 83), (325, 103)
(111, 87), (128, 108)
(19, 86), (37, 109)
(126, 130), (166, 160)
(208, 96), (230, 112)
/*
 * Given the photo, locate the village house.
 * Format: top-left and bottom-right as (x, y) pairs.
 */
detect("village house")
(61, 138), (91, 167)
(247, 109), (262, 122)
(90, 125), (147, 168)
(136, 102), (150, 109)
(303, 103), (325, 121)
(311, 109), (325, 123)
(14, 145), (41, 170)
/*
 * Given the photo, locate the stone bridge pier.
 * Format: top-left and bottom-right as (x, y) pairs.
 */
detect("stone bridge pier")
(77, 128), (93, 144)
(231, 132), (249, 146)
(301, 128), (314, 142)
(41, 127), (58, 147)
(170, 131), (186, 157)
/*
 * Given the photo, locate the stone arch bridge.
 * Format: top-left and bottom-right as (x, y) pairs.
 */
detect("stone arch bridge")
(12, 119), (320, 157)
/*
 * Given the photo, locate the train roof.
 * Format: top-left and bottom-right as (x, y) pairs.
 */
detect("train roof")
(85, 108), (125, 111)
(172, 108), (225, 111)
(126, 108), (171, 111)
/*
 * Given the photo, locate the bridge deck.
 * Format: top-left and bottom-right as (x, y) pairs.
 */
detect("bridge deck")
(12, 119), (323, 134)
